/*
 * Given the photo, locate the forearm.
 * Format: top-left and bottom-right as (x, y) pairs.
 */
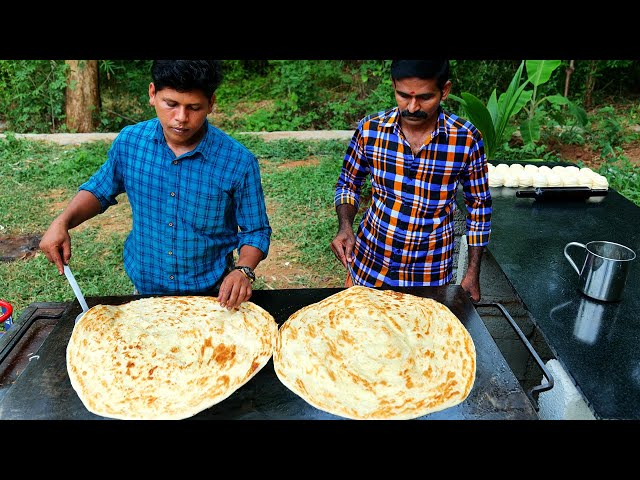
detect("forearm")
(465, 245), (484, 279)
(236, 245), (265, 270)
(336, 203), (358, 231)
(54, 190), (103, 229)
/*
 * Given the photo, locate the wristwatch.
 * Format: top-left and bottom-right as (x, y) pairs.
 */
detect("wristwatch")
(234, 266), (256, 283)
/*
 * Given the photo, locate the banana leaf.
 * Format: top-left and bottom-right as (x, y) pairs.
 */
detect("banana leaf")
(448, 92), (496, 159)
(525, 60), (562, 87)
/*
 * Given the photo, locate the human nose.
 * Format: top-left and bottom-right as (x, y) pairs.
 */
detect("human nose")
(407, 97), (421, 113)
(175, 106), (189, 122)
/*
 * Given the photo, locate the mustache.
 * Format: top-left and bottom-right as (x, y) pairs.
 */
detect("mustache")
(400, 109), (428, 119)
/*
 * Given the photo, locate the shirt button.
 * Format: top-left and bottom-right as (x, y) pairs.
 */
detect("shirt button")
(173, 160), (178, 165)
(170, 192), (175, 197)
(168, 222), (173, 227)
(168, 251), (173, 255)
(169, 275), (174, 280)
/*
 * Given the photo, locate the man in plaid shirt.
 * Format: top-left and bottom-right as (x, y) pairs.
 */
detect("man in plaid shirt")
(39, 60), (271, 310)
(330, 60), (492, 302)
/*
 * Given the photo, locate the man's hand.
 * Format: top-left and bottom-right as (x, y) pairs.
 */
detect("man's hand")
(39, 190), (103, 275)
(331, 203), (358, 268)
(330, 228), (356, 269)
(460, 274), (481, 303)
(39, 220), (72, 275)
(217, 269), (253, 310)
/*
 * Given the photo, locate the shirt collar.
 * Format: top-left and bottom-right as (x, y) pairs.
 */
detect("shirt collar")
(151, 118), (214, 159)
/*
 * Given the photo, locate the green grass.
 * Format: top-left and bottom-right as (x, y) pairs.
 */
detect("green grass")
(1, 133), (639, 325)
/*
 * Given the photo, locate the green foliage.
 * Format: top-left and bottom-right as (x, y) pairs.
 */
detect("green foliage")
(0, 60), (68, 133)
(2, 59), (638, 137)
(97, 60), (154, 131)
(519, 60), (587, 145)
(448, 60), (590, 161)
(215, 60), (392, 132)
(448, 60), (532, 160)
(449, 60), (523, 105)
(597, 156), (640, 205)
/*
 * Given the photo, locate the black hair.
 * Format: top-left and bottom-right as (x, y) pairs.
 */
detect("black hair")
(151, 60), (223, 99)
(390, 60), (450, 91)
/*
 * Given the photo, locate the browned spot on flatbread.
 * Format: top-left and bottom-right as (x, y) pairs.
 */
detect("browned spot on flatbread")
(211, 343), (236, 366)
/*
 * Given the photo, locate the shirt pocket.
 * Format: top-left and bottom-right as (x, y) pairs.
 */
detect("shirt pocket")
(179, 191), (231, 234)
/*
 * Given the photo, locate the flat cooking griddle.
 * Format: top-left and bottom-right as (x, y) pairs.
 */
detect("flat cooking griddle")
(0, 286), (538, 420)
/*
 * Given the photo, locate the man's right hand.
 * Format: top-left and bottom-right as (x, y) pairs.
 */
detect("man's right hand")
(39, 190), (103, 274)
(330, 228), (356, 269)
(331, 203), (358, 268)
(39, 219), (72, 275)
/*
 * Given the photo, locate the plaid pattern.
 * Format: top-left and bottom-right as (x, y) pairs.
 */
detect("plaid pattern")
(81, 119), (271, 294)
(334, 107), (492, 287)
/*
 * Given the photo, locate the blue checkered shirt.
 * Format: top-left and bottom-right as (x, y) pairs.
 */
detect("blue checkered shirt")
(80, 118), (271, 294)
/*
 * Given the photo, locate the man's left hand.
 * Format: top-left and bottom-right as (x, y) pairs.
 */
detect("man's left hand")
(217, 270), (253, 310)
(460, 274), (481, 303)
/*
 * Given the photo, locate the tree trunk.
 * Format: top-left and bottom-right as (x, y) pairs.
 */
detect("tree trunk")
(65, 60), (99, 133)
(564, 60), (575, 98)
(584, 60), (598, 110)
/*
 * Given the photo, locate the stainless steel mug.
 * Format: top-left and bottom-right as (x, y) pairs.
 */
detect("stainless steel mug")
(564, 241), (636, 302)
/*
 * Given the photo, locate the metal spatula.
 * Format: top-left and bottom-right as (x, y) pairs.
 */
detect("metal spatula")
(63, 265), (89, 324)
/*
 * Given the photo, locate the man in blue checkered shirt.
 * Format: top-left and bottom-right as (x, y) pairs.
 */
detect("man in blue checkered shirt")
(39, 60), (272, 310)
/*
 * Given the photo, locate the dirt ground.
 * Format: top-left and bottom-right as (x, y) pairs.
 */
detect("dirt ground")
(550, 140), (640, 170)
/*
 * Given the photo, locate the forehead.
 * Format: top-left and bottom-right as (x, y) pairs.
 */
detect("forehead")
(394, 77), (439, 94)
(156, 86), (210, 104)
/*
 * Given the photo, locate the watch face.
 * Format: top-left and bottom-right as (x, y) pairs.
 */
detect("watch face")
(236, 266), (255, 282)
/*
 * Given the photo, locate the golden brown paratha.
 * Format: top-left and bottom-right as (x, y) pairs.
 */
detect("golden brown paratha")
(67, 296), (278, 420)
(273, 286), (476, 420)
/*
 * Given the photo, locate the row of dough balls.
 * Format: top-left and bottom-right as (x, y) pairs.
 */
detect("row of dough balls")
(487, 163), (609, 189)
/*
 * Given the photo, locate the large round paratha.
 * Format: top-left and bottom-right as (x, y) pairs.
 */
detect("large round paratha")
(67, 296), (278, 420)
(273, 286), (476, 420)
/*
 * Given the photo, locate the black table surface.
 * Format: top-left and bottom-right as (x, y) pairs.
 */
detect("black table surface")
(484, 184), (640, 419)
(0, 286), (537, 420)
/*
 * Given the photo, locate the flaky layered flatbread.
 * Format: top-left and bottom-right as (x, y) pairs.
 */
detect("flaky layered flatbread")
(67, 296), (278, 420)
(273, 286), (476, 419)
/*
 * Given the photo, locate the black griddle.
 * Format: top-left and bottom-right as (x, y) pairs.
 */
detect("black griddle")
(0, 286), (538, 420)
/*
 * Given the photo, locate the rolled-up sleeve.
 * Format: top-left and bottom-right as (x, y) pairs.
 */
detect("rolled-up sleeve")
(236, 158), (272, 258)
(334, 127), (369, 211)
(461, 135), (492, 247)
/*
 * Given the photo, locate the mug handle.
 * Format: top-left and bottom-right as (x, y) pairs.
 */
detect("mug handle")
(564, 242), (586, 275)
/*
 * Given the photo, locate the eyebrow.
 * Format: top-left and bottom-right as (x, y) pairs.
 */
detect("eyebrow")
(396, 89), (434, 98)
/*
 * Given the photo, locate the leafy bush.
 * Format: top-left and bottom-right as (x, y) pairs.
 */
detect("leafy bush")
(0, 60), (68, 133)
(2, 59), (639, 136)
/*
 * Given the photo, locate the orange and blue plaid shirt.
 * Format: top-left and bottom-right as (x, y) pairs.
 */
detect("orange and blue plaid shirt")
(334, 107), (492, 287)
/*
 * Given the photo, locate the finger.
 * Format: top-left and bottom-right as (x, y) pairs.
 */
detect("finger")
(61, 241), (72, 266)
(217, 281), (230, 308)
(225, 284), (242, 310)
(48, 248), (65, 275)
